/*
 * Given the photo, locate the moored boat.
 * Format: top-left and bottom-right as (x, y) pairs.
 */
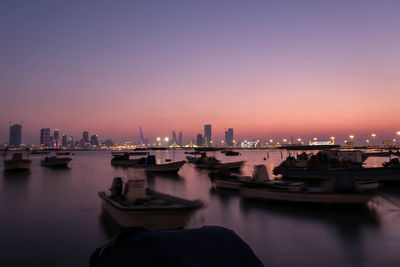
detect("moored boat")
(41, 156), (72, 167)
(4, 153), (31, 171)
(273, 151), (400, 182)
(240, 184), (374, 204)
(99, 177), (203, 229)
(144, 160), (186, 174)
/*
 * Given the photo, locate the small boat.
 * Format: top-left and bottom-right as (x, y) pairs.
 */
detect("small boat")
(273, 151), (400, 182)
(144, 160), (186, 174)
(187, 152), (244, 170)
(41, 156), (72, 167)
(111, 153), (142, 166)
(99, 177), (203, 229)
(221, 150), (240, 156)
(56, 151), (70, 155)
(210, 165), (303, 191)
(239, 166), (377, 205)
(240, 184), (374, 205)
(4, 153), (31, 171)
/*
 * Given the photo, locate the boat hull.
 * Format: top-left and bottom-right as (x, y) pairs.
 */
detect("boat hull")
(274, 167), (400, 181)
(41, 158), (72, 167)
(214, 179), (243, 190)
(144, 161), (186, 174)
(98, 191), (202, 229)
(4, 159), (31, 171)
(240, 186), (373, 204)
(196, 161), (245, 170)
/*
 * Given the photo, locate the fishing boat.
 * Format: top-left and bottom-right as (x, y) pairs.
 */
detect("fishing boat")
(240, 184), (374, 204)
(3, 153), (31, 171)
(210, 165), (306, 191)
(41, 156), (72, 167)
(187, 152), (244, 170)
(98, 177), (203, 229)
(221, 150), (240, 156)
(273, 150), (400, 182)
(56, 151), (70, 156)
(111, 153), (142, 166)
(144, 160), (186, 174)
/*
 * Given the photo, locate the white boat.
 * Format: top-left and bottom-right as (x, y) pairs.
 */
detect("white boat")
(4, 153), (31, 171)
(41, 156), (72, 167)
(99, 177), (203, 229)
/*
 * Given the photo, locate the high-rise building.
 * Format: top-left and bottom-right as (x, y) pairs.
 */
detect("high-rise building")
(40, 128), (51, 147)
(62, 134), (67, 147)
(172, 131), (177, 144)
(225, 128), (234, 146)
(196, 133), (203, 146)
(53, 129), (59, 148)
(68, 136), (74, 148)
(83, 131), (89, 143)
(178, 132), (183, 147)
(204, 124), (212, 147)
(90, 135), (98, 146)
(9, 123), (22, 147)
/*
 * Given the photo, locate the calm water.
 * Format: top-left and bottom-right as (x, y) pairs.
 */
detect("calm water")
(1, 150), (400, 267)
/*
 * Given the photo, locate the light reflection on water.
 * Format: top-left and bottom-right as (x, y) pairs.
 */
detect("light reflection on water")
(0, 150), (399, 266)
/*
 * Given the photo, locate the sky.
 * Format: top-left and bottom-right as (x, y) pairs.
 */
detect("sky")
(1, 0), (400, 145)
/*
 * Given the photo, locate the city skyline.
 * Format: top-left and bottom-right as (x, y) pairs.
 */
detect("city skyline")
(1, 1), (400, 145)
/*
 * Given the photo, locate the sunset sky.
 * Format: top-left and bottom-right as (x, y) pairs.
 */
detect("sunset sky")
(1, 1), (400, 145)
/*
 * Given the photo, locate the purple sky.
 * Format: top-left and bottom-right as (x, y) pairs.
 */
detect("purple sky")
(1, 1), (400, 145)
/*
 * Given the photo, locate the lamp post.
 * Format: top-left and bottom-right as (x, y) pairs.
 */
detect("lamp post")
(366, 139), (370, 147)
(330, 136), (335, 145)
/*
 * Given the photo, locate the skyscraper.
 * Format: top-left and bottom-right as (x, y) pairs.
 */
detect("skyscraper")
(62, 134), (67, 147)
(53, 129), (59, 148)
(204, 124), (211, 147)
(90, 135), (98, 146)
(196, 133), (203, 146)
(9, 123), (22, 147)
(83, 131), (89, 144)
(225, 128), (234, 146)
(40, 128), (51, 147)
(178, 132), (183, 147)
(172, 131), (177, 144)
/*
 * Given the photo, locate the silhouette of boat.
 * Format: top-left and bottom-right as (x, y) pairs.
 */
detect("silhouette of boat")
(41, 156), (72, 167)
(3, 153), (31, 171)
(99, 177), (203, 229)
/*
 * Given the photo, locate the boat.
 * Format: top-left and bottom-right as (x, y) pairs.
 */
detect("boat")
(144, 160), (186, 174)
(98, 177), (203, 229)
(56, 151), (70, 156)
(41, 156), (72, 167)
(221, 150), (240, 156)
(273, 150), (400, 182)
(240, 184), (374, 204)
(111, 153), (142, 166)
(4, 153), (32, 171)
(187, 152), (244, 170)
(210, 165), (306, 191)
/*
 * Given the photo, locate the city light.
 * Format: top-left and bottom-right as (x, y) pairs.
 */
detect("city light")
(313, 137), (317, 141)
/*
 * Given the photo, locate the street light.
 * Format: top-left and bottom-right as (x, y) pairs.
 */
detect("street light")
(330, 136), (335, 145)
(349, 135), (354, 147)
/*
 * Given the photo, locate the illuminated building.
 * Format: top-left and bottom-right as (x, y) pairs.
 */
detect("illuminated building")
(40, 128), (51, 147)
(62, 134), (67, 147)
